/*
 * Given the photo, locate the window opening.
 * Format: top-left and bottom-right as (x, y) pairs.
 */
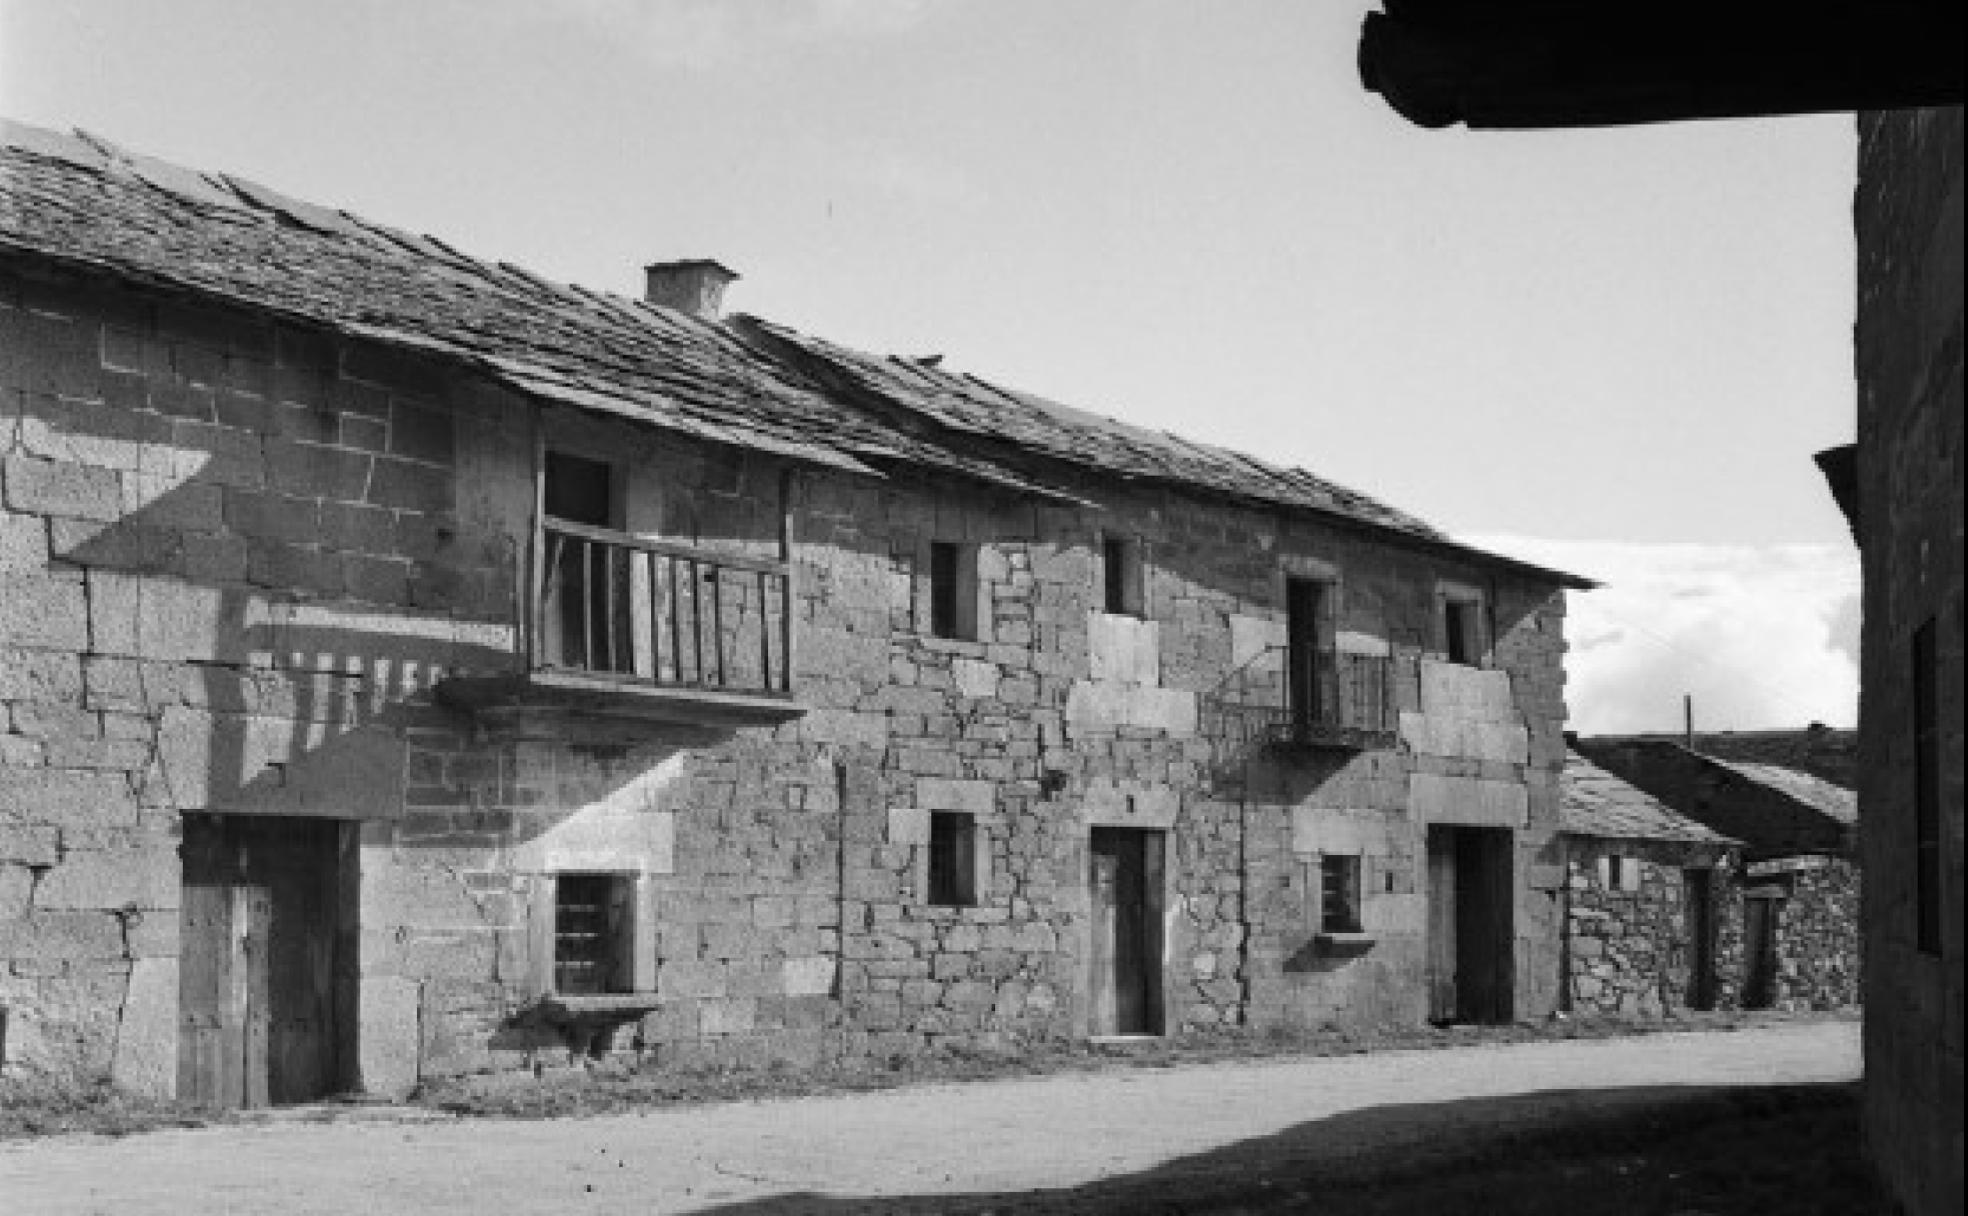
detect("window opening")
(1320, 854), (1363, 933)
(1102, 536), (1143, 616)
(928, 542), (976, 640)
(543, 452), (630, 673)
(928, 812), (979, 907)
(1287, 577), (1328, 730)
(553, 873), (629, 995)
(1445, 598), (1478, 666)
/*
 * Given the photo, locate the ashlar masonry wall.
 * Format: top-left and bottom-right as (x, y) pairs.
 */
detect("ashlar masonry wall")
(2, 258), (1576, 1099)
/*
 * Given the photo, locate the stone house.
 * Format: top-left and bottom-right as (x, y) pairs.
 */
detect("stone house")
(1573, 738), (1860, 1011)
(1556, 750), (1738, 1017)
(0, 120), (1589, 1106)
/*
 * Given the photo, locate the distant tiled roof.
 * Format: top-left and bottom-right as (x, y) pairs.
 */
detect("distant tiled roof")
(1706, 760), (1858, 826)
(0, 119), (1588, 586)
(1560, 752), (1738, 845)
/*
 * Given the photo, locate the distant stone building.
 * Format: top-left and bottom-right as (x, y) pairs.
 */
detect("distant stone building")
(1573, 739), (1860, 1012)
(1556, 751), (1737, 1018)
(0, 121), (1590, 1105)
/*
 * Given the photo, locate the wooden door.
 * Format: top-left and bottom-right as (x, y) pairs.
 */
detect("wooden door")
(1455, 827), (1514, 1024)
(1683, 869), (1716, 1010)
(1742, 896), (1780, 1009)
(1425, 827), (1459, 1022)
(179, 815), (345, 1107)
(1427, 825), (1513, 1024)
(1089, 828), (1163, 1035)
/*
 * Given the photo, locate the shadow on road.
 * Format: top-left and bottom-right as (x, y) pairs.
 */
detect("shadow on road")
(693, 1081), (1881, 1215)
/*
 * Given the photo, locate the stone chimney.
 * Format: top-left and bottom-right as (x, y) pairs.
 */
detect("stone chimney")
(643, 259), (739, 320)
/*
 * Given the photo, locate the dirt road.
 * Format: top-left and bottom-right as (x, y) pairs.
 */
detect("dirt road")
(0, 1021), (1858, 1215)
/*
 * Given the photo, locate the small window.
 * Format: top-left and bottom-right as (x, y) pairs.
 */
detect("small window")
(1320, 854), (1363, 933)
(928, 541), (978, 640)
(1102, 536), (1144, 616)
(928, 811), (979, 907)
(1602, 854), (1643, 893)
(554, 873), (634, 994)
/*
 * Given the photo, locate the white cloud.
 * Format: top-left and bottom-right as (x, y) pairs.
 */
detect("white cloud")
(1465, 535), (1860, 735)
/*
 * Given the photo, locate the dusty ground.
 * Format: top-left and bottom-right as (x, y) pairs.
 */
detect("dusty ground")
(0, 1020), (1863, 1215)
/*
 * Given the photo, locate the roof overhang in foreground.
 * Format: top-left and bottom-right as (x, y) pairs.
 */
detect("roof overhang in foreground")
(1359, 1), (1964, 129)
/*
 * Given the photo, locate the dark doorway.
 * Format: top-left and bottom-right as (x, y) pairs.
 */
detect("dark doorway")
(179, 814), (352, 1107)
(1683, 868), (1717, 1010)
(1426, 824), (1514, 1024)
(1742, 893), (1782, 1009)
(542, 450), (631, 673)
(1285, 577), (1327, 733)
(1089, 827), (1164, 1036)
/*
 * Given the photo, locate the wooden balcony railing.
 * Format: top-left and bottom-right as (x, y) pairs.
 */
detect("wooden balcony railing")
(535, 519), (792, 698)
(1205, 645), (1398, 752)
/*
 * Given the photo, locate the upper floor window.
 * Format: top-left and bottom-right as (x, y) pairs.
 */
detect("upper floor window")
(543, 451), (629, 673)
(1287, 576), (1331, 728)
(928, 541), (979, 640)
(1102, 535), (1145, 616)
(1438, 584), (1486, 667)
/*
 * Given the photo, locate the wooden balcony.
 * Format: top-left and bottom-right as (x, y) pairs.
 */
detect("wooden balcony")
(439, 520), (803, 734)
(1205, 648), (1398, 755)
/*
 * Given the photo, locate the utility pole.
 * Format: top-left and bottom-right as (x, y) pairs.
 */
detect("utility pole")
(1683, 694), (1694, 750)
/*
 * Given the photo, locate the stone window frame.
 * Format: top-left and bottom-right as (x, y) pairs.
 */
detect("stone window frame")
(890, 804), (997, 911)
(1434, 579), (1491, 668)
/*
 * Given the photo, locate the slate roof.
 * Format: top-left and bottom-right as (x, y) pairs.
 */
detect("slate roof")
(1571, 738), (1857, 860)
(1559, 752), (1738, 845)
(0, 118), (1589, 588)
(1705, 759), (1858, 827)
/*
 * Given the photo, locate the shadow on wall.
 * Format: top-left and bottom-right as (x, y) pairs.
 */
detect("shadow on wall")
(41, 406), (714, 844)
(684, 1081), (1868, 1215)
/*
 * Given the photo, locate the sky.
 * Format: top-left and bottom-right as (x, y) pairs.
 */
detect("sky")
(0, 0), (1862, 732)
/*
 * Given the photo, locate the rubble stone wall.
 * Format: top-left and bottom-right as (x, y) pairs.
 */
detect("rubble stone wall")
(1560, 839), (1730, 1017)
(1557, 839), (1858, 1019)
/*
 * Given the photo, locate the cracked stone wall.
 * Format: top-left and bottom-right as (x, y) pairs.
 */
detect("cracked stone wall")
(3, 261), (1576, 1095)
